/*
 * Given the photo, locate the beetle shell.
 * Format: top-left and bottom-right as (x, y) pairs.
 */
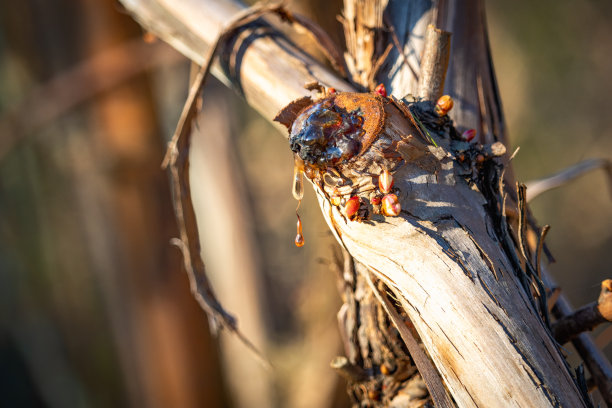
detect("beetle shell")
(288, 92), (385, 168)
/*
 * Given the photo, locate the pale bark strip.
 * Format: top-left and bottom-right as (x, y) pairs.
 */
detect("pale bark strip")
(362, 267), (454, 407)
(416, 24), (451, 101)
(525, 158), (612, 202)
(120, 0), (590, 406)
(120, 0), (352, 125)
(161, 2), (300, 368)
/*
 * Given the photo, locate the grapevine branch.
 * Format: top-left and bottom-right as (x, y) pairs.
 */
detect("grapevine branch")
(119, 0), (612, 405)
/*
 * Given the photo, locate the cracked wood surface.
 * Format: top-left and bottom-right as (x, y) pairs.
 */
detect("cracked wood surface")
(311, 103), (585, 406)
(119, 0), (590, 406)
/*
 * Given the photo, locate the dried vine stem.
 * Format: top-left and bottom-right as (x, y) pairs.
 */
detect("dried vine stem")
(552, 280), (612, 344)
(162, 2), (296, 367)
(543, 270), (612, 406)
(525, 158), (612, 202)
(416, 24), (451, 101)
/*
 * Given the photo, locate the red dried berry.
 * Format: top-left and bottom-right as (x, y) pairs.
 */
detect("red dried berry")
(344, 196), (361, 220)
(382, 194), (401, 217)
(378, 169), (394, 194)
(462, 129), (477, 142)
(434, 95), (454, 116)
(374, 83), (387, 97)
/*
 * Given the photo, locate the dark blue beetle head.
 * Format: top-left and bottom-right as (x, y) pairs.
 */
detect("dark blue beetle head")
(289, 99), (365, 168)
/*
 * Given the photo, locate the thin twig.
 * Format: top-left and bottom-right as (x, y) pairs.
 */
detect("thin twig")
(547, 287), (561, 312)
(535, 225), (550, 279)
(384, 16), (419, 81)
(163, 2), (292, 368)
(525, 158), (612, 202)
(552, 279), (612, 344)
(542, 271), (612, 405)
(367, 43), (393, 89)
(516, 183), (530, 263)
(517, 183), (550, 328)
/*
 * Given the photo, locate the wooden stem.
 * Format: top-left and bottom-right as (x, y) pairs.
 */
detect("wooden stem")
(525, 158), (612, 202)
(543, 273), (612, 406)
(553, 280), (612, 344)
(417, 24), (451, 101)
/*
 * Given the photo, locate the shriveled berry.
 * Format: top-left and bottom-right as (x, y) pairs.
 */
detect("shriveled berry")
(378, 169), (394, 194)
(434, 95), (454, 116)
(462, 129), (477, 142)
(382, 194), (401, 217)
(370, 195), (382, 206)
(374, 83), (387, 97)
(344, 196), (361, 220)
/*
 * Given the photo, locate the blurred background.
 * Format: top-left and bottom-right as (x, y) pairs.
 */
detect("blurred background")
(0, 0), (610, 407)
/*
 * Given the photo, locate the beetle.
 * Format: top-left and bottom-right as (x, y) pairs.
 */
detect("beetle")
(276, 87), (406, 245)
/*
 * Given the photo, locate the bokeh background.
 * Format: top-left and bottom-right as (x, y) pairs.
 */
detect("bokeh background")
(0, 0), (610, 407)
